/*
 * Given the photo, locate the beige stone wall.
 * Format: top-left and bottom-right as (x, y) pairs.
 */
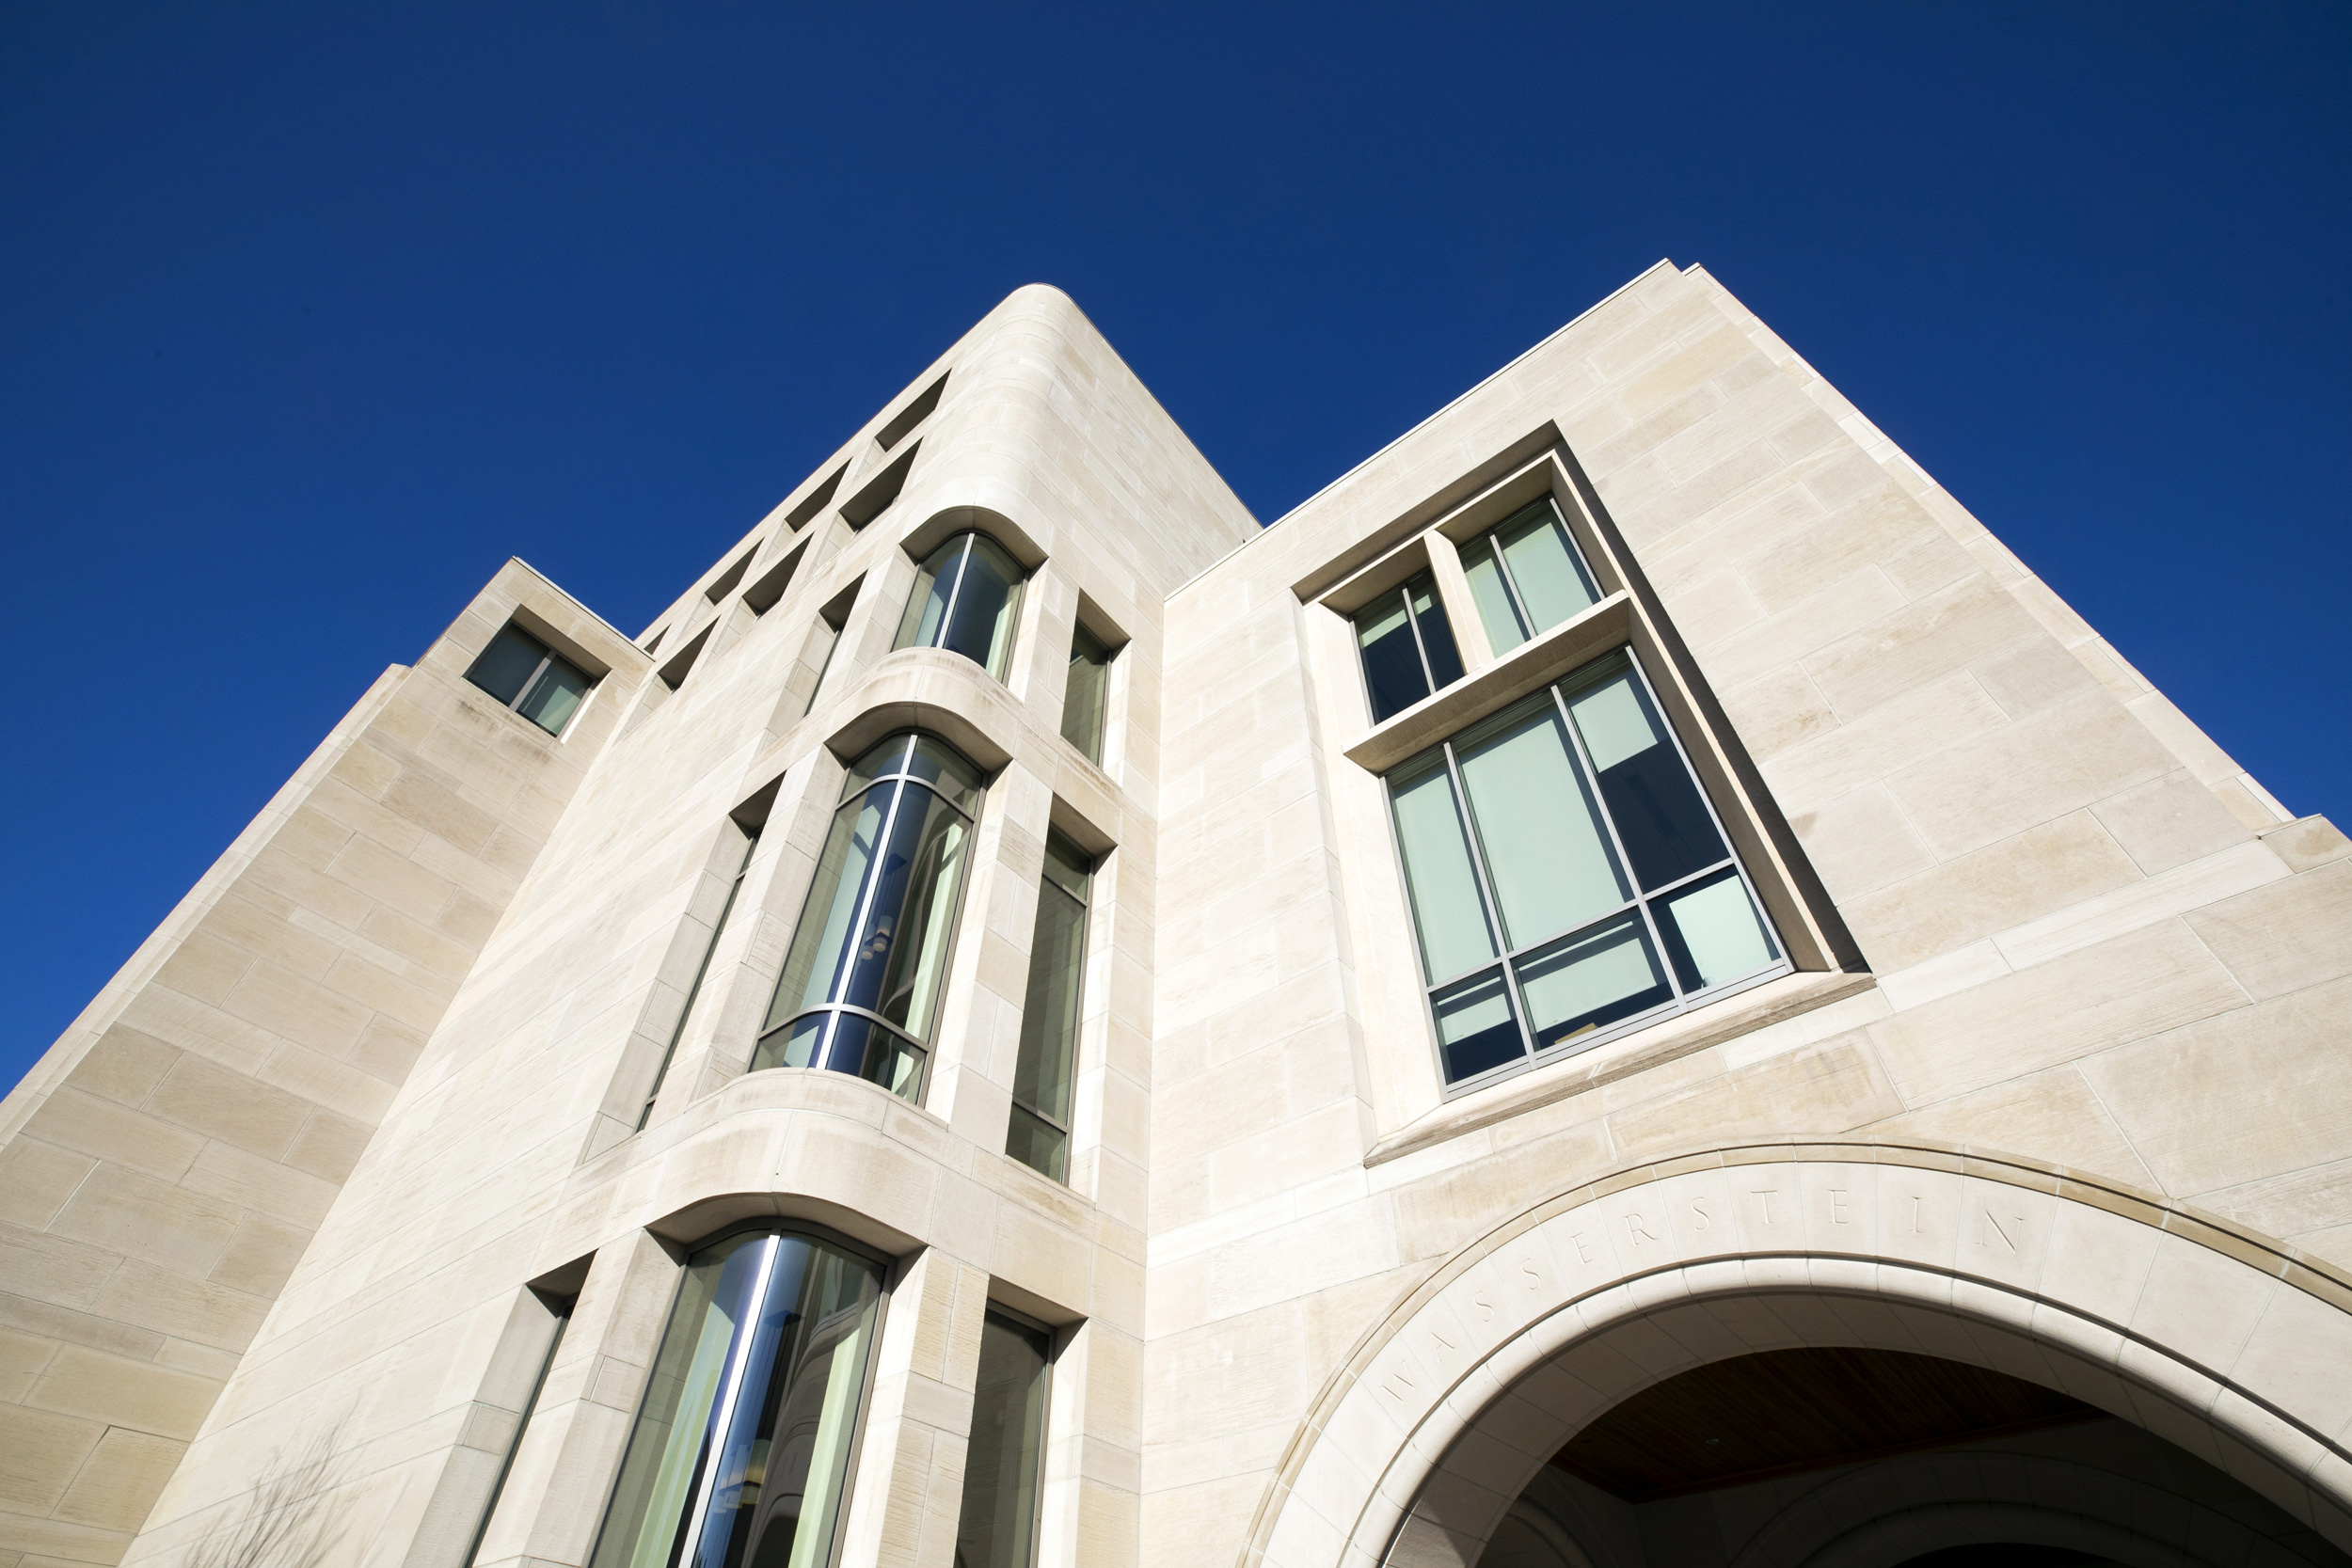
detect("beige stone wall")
(0, 562), (649, 1566)
(11, 267), (2345, 1568)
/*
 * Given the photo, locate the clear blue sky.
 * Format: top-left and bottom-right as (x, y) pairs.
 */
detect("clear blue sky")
(5, 3), (2346, 1093)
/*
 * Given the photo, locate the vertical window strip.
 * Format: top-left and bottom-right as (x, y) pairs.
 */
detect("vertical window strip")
(463, 1295), (571, 1568)
(637, 832), (760, 1131)
(954, 1308), (1053, 1568)
(1008, 833), (1091, 1180)
(1387, 648), (1788, 1088)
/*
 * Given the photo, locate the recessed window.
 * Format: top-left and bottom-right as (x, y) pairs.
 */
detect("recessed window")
(636, 828), (759, 1131)
(953, 1308), (1051, 1568)
(465, 624), (594, 737)
(876, 372), (947, 452)
(751, 733), (982, 1099)
(1460, 498), (1602, 653)
(587, 1227), (882, 1568)
(801, 578), (861, 718)
(894, 532), (1025, 682)
(1389, 648), (1787, 1091)
(1355, 569), (1465, 723)
(1008, 832), (1091, 1181)
(1060, 624), (1111, 763)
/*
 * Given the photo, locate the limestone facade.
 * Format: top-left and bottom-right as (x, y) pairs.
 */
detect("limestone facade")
(4, 264), (2349, 1568)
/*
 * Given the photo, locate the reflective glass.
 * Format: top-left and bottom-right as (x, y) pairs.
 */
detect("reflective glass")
(1409, 577), (1465, 689)
(1011, 880), (1086, 1137)
(1431, 969), (1523, 1082)
(591, 1230), (882, 1568)
(954, 1312), (1051, 1568)
(1454, 698), (1626, 947)
(895, 538), (961, 654)
(1563, 662), (1725, 891)
(1514, 915), (1671, 1050)
(1061, 624), (1111, 763)
(517, 658), (590, 736)
(901, 735), (983, 813)
(1495, 502), (1598, 634)
(1354, 591), (1425, 724)
(467, 626), (547, 706)
(1656, 868), (1775, 993)
(770, 787), (892, 1027)
(1463, 542), (1529, 654)
(1005, 1104), (1067, 1183)
(862, 792), (971, 1036)
(940, 536), (1025, 680)
(1387, 752), (1496, 984)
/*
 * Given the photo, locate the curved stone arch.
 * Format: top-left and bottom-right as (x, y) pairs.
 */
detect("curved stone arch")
(1242, 1139), (2352, 1568)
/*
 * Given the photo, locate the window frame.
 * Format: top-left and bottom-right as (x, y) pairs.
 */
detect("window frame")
(1458, 495), (1603, 651)
(1006, 831), (1093, 1181)
(1351, 567), (1464, 723)
(1382, 642), (1793, 1099)
(952, 1302), (1056, 1568)
(894, 531), (1028, 682)
(586, 1218), (893, 1568)
(749, 731), (985, 1102)
(464, 622), (596, 738)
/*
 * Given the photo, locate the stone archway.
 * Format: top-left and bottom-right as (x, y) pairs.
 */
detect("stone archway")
(1241, 1140), (2352, 1568)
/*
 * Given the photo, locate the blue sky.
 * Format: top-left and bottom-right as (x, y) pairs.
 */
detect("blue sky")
(4, 3), (2346, 1092)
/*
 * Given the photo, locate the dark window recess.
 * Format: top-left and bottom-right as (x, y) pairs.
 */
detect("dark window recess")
(1008, 832), (1092, 1181)
(1061, 624), (1112, 763)
(1353, 569), (1466, 723)
(876, 372), (948, 451)
(839, 443), (919, 529)
(953, 1308), (1051, 1568)
(703, 546), (756, 605)
(784, 464), (847, 530)
(655, 623), (713, 691)
(466, 626), (595, 737)
(741, 542), (807, 616)
(802, 579), (860, 717)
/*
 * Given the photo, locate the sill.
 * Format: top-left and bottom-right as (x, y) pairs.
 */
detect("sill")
(1363, 968), (1876, 1168)
(1344, 592), (1634, 773)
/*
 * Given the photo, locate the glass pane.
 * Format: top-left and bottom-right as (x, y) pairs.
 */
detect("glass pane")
(1514, 914), (1672, 1052)
(1462, 540), (1528, 655)
(1496, 502), (1598, 634)
(866, 789), (972, 1040)
(1408, 573), (1465, 689)
(1563, 660), (1726, 892)
(1355, 590), (1428, 723)
(1041, 831), (1092, 902)
(1006, 1103), (1068, 1182)
(1454, 697), (1627, 948)
(1656, 868), (1776, 993)
(1431, 968), (1524, 1084)
(769, 786), (895, 1027)
(844, 736), (917, 800)
(940, 536), (1025, 680)
(591, 1232), (883, 1568)
(954, 1312), (1051, 1568)
(1387, 752), (1497, 984)
(466, 626), (547, 706)
(590, 1233), (771, 1568)
(1060, 625), (1110, 763)
(751, 1013), (828, 1074)
(896, 536), (962, 652)
(903, 734), (983, 814)
(517, 657), (590, 736)
(1011, 879), (1086, 1132)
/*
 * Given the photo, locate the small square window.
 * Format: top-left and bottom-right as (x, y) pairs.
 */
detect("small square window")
(1354, 569), (1466, 722)
(465, 625), (596, 737)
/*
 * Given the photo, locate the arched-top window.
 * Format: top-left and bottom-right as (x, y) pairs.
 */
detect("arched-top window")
(894, 532), (1025, 681)
(752, 732), (983, 1099)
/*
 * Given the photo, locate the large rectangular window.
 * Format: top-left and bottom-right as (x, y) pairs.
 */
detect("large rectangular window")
(1007, 832), (1091, 1181)
(1388, 648), (1787, 1090)
(1354, 569), (1465, 723)
(953, 1308), (1051, 1568)
(466, 623), (595, 737)
(1458, 498), (1602, 654)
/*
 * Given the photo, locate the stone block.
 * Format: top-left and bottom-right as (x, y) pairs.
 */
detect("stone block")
(2183, 858), (2352, 1002)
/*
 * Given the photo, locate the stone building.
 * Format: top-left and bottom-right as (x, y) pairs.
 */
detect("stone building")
(6, 263), (2352, 1568)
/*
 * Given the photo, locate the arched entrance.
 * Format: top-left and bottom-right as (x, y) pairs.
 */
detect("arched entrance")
(1242, 1141), (2352, 1568)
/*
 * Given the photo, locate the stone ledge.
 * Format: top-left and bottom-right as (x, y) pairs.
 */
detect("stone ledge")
(1362, 968), (1877, 1167)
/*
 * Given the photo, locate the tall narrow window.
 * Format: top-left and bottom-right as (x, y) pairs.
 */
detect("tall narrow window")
(464, 1292), (572, 1567)
(1007, 832), (1091, 1181)
(1388, 648), (1786, 1090)
(801, 579), (861, 719)
(639, 831), (760, 1131)
(953, 1309), (1051, 1568)
(1459, 498), (1601, 655)
(589, 1227), (883, 1568)
(751, 734), (982, 1100)
(466, 624), (596, 737)
(1353, 569), (1465, 723)
(1059, 625), (1111, 763)
(894, 533), (1025, 681)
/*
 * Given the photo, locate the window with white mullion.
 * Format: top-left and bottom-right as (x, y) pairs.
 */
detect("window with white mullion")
(1388, 645), (1788, 1090)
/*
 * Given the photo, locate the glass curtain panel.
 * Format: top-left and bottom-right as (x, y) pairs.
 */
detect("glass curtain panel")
(1385, 648), (1785, 1087)
(590, 1228), (883, 1568)
(1008, 832), (1092, 1180)
(894, 532), (1026, 681)
(953, 1311), (1052, 1568)
(752, 733), (982, 1100)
